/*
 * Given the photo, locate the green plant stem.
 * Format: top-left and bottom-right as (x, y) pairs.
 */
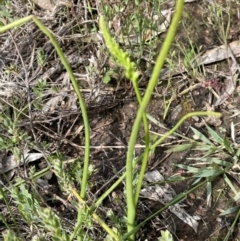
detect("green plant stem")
(31, 17), (90, 200)
(31, 16), (90, 239)
(125, 0), (185, 238)
(0, 16), (33, 33)
(0, 16), (91, 237)
(131, 78), (150, 206)
(151, 111), (220, 150)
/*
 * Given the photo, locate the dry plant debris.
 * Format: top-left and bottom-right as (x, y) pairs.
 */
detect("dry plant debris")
(0, 0), (240, 240)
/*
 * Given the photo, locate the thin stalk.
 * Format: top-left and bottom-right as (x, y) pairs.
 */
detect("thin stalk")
(0, 16), (32, 33)
(32, 16), (91, 238)
(125, 0), (185, 238)
(31, 17), (90, 200)
(131, 79), (150, 206)
(151, 111), (221, 150)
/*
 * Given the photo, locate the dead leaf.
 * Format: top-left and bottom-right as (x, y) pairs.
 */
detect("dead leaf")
(141, 170), (199, 233)
(0, 152), (43, 174)
(195, 40), (240, 66)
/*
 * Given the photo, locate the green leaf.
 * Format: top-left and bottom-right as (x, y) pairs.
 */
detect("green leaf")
(205, 124), (223, 145)
(234, 192), (240, 202)
(224, 174), (238, 195)
(158, 230), (174, 241)
(199, 157), (231, 167)
(192, 145), (214, 151)
(210, 158), (232, 167)
(103, 74), (111, 83)
(0, 10), (12, 18)
(166, 176), (190, 182)
(174, 164), (199, 173)
(223, 136), (234, 154)
(103, 69), (114, 83)
(166, 143), (195, 152)
(192, 177), (202, 185)
(147, 114), (167, 129)
(235, 149), (240, 158)
(219, 205), (240, 216)
(195, 168), (222, 178)
(191, 127), (213, 144)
